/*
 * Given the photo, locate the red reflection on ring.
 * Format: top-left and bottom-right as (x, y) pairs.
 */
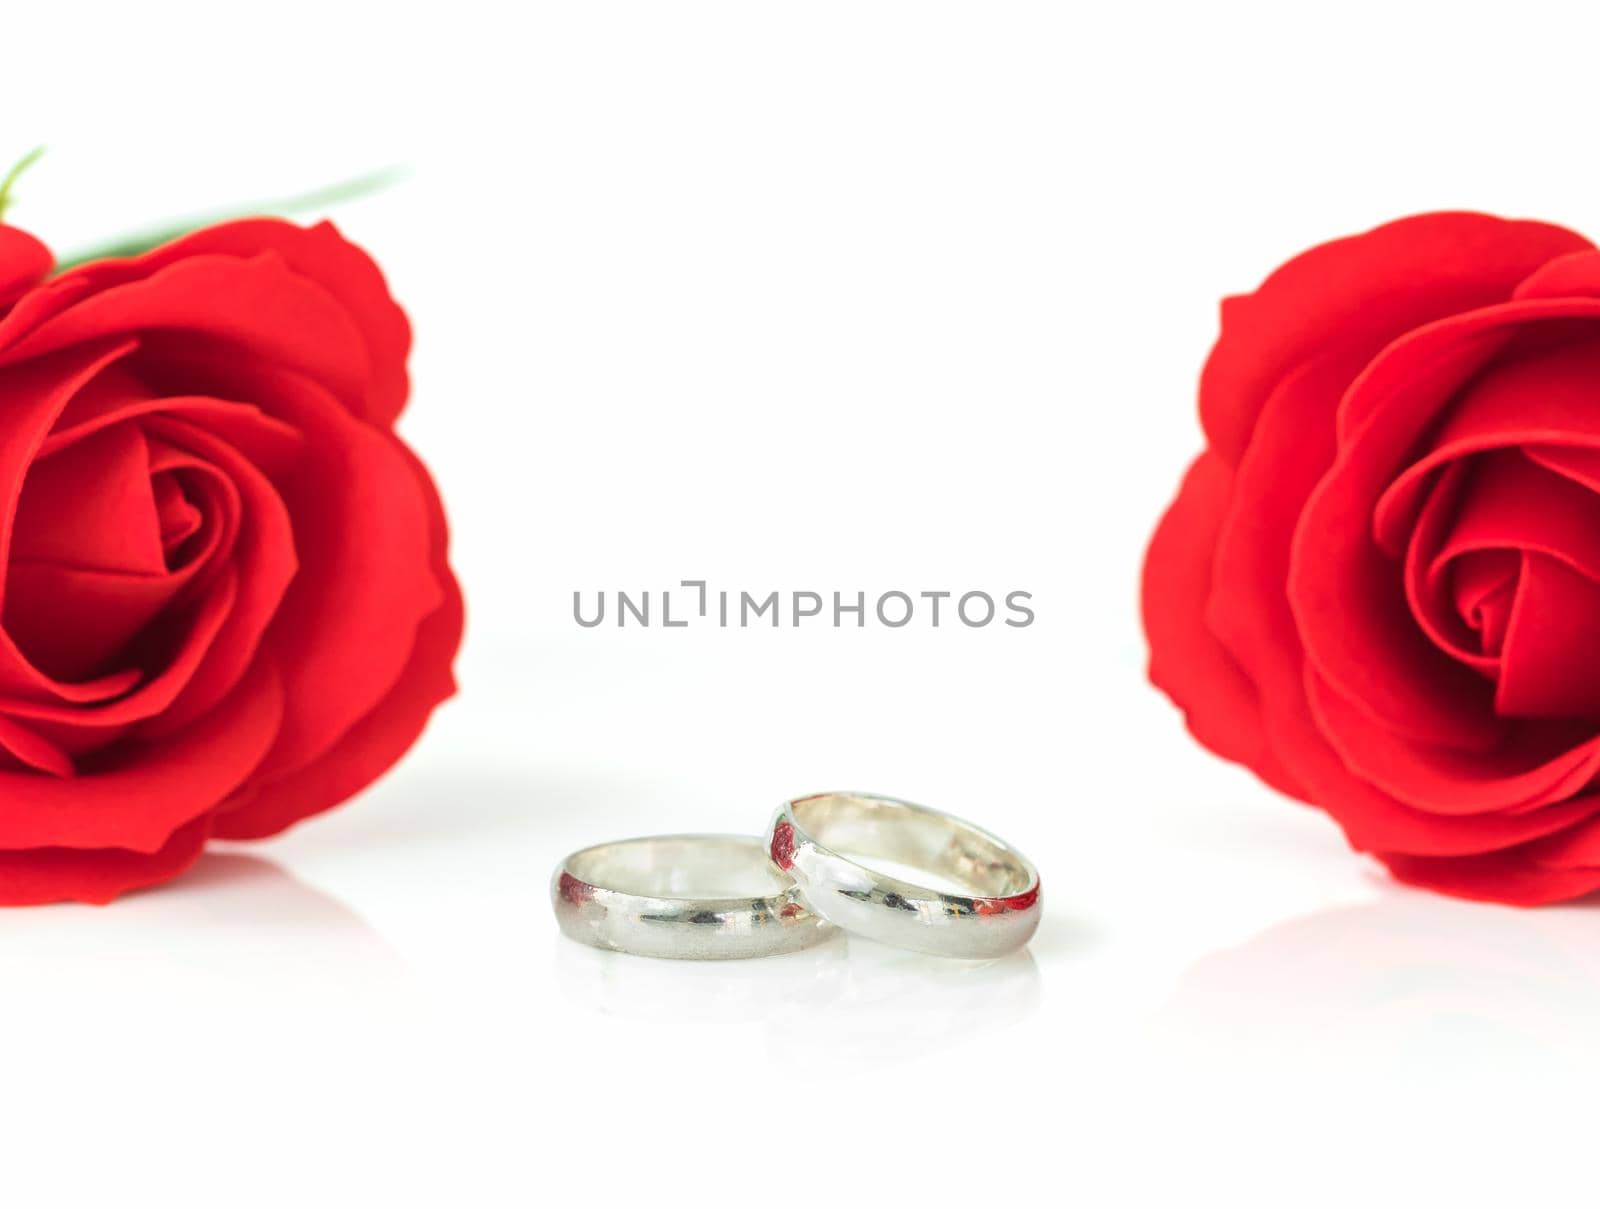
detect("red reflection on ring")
(557, 871), (594, 905)
(770, 820), (797, 871)
(974, 883), (1039, 915)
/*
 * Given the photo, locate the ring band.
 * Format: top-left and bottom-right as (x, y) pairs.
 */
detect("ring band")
(767, 792), (1041, 959)
(551, 833), (835, 960)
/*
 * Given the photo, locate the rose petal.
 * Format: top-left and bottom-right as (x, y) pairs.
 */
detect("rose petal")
(1515, 248), (1600, 300)
(0, 658), (283, 852)
(1204, 353), (1404, 805)
(0, 226), (52, 309)
(12, 422), (166, 575)
(0, 339), (151, 705)
(0, 714), (73, 777)
(1205, 351), (1595, 852)
(1453, 551), (1519, 655)
(1335, 300), (1600, 444)
(46, 356), (156, 434)
(1524, 443), (1600, 494)
(0, 813), (214, 907)
(57, 220), (410, 424)
(1378, 843), (1600, 906)
(43, 393), (303, 471)
(1495, 553), (1600, 718)
(1401, 461), (1498, 674)
(1520, 811), (1600, 868)
(1307, 667), (1600, 813)
(1373, 340), (1600, 552)
(0, 276), (95, 351)
(240, 372), (442, 777)
(1200, 213), (1591, 468)
(0, 340), (141, 585)
(5, 561), (211, 689)
(0, 252), (369, 411)
(0, 431), (250, 728)
(118, 346), (447, 772)
(1343, 788), (1598, 857)
(1142, 452), (1307, 799)
(1290, 300), (1600, 753)
(152, 474), (203, 557)
(1423, 450), (1600, 588)
(216, 443), (462, 839)
(0, 219), (445, 886)
(0, 567), (237, 729)
(132, 419), (298, 735)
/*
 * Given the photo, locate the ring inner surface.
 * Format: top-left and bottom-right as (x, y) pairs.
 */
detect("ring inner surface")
(790, 794), (1031, 897)
(568, 835), (787, 900)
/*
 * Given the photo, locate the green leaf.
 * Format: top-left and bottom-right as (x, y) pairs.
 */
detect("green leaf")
(54, 165), (408, 271)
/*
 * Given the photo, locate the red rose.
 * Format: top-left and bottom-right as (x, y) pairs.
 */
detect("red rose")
(0, 218), (462, 905)
(1143, 211), (1600, 905)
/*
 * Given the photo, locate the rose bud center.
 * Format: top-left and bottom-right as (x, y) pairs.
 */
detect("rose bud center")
(1381, 340), (1600, 722)
(4, 403), (239, 686)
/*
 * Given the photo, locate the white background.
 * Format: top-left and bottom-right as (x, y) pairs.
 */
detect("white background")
(6, 3), (1600, 1205)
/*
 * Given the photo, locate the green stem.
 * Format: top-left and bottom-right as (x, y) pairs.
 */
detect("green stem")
(0, 146), (47, 223)
(54, 165), (408, 270)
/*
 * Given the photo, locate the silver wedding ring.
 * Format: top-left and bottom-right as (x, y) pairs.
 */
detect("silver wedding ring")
(768, 792), (1041, 959)
(551, 793), (1040, 961)
(551, 834), (834, 959)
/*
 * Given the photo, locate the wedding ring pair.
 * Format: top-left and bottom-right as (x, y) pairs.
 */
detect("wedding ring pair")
(551, 792), (1041, 960)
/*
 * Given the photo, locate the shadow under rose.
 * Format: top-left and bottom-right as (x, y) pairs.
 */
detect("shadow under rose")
(0, 850), (410, 1003)
(1155, 888), (1600, 1077)
(0, 852), (468, 1200)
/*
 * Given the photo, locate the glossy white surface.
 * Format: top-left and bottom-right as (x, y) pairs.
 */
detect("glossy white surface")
(8, 2), (1600, 1204)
